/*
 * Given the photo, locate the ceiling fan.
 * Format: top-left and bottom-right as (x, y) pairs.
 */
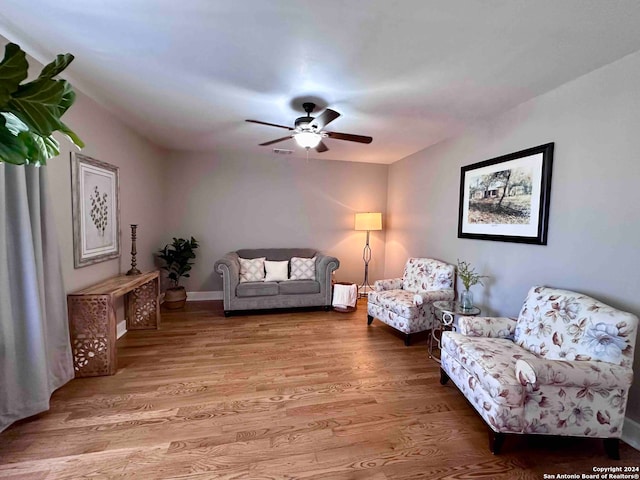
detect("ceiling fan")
(246, 102), (372, 153)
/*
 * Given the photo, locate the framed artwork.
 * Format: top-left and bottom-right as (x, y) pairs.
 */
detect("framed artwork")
(71, 153), (120, 267)
(458, 143), (554, 245)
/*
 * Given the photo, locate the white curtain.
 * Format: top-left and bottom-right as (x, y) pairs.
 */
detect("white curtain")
(0, 163), (74, 433)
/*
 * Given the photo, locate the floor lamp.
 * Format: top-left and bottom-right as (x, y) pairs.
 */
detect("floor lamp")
(355, 212), (383, 298)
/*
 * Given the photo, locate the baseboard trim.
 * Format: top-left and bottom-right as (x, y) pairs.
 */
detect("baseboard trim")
(116, 320), (127, 339)
(187, 291), (223, 301)
(623, 416), (640, 451)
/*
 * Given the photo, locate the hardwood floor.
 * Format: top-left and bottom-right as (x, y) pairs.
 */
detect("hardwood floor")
(1, 300), (638, 479)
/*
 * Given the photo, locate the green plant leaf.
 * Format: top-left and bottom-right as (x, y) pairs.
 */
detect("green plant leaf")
(0, 117), (28, 164)
(19, 131), (60, 166)
(59, 120), (84, 148)
(39, 53), (74, 80)
(58, 80), (76, 116)
(1, 111), (28, 135)
(8, 77), (66, 137)
(158, 237), (199, 287)
(0, 43), (28, 107)
(0, 42), (81, 166)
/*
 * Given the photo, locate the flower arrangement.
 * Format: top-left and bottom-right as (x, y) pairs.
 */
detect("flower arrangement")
(457, 259), (489, 291)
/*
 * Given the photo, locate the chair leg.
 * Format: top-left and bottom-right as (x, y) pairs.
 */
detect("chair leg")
(488, 429), (505, 455)
(404, 333), (411, 346)
(367, 315), (374, 325)
(224, 311), (231, 317)
(604, 438), (620, 460)
(439, 368), (449, 385)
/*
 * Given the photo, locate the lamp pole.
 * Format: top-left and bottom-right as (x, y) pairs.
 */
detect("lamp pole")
(354, 212), (382, 299)
(358, 229), (373, 298)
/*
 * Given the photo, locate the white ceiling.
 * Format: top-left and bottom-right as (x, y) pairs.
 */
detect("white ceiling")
(2, 1), (640, 164)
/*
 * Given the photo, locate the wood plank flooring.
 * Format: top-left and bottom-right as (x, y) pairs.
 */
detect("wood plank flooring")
(1, 300), (638, 479)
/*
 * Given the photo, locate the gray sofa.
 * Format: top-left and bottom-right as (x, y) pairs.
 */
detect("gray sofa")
(214, 248), (339, 316)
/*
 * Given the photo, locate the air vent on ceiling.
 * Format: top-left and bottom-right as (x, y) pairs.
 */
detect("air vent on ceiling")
(272, 148), (293, 155)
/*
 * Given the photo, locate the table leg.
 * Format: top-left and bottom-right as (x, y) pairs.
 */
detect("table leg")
(68, 295), (116, 377)
(429, 311), (454, 363)
(126, 278), (160, 330)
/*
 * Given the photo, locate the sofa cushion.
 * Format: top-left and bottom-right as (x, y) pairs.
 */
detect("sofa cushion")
(239, 257), (265, 283)
(290, 256), (316, 280)
(368, 289), (419, 318)
(279, 280), (321, 295)
(236, 281), (279, 297)
(442, 332), (540, 407)
(264, 260), (289, 282)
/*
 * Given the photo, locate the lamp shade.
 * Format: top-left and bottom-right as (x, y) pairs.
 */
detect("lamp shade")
(355, 212), (382, 231)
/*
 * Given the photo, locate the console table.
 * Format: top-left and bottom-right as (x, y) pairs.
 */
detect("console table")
(67, 271), (160, 377)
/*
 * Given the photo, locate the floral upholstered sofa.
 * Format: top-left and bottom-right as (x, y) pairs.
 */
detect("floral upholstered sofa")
(440, 285), (638, 459)
(367, 258), (455, 345)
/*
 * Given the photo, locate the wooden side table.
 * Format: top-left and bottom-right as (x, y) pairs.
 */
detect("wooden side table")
(67, 271), (160, 377)
(429, 300), (480, 363)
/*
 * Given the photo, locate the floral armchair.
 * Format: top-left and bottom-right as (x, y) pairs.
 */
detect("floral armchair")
(367, 258), (455, 345)
(440, 286), (638, 459)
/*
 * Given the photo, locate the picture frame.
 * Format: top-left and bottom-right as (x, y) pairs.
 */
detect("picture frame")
(71, 153), (121, 267)
(457, 143), (554, 245)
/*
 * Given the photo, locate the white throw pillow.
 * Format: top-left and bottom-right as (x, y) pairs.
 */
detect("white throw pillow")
(264, 260), (289, 282)
(239, 257), (265, 283)
(290, 256), (316, 280)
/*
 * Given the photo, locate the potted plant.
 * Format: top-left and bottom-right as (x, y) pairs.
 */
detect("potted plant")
(158, 237), (199, 309)
(0, 42), (84, 166)
(456, 259), (489, 310)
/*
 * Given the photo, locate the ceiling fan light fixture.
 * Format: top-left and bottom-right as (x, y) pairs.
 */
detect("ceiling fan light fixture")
(294, 131), (322, 149)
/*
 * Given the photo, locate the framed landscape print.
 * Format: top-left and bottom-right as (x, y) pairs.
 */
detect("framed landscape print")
(458, 143), (554, 245)
(71, 153), (120, 267)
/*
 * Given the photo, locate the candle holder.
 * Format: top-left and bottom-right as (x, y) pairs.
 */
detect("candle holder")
(126, 224), (141, 276)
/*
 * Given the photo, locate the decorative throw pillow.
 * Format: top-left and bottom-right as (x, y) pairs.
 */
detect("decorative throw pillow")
(290, 256), (316, 280)
(264, 260), (289, 282)
(239, 257), (265, 283)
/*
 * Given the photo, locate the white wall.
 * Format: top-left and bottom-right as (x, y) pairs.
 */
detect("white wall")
(385, 50), (640, 423)
(162, 149), (388, 293)
(48, 90), (168, 293)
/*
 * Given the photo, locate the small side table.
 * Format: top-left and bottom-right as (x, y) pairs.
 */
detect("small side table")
(429, 300), (480, 363)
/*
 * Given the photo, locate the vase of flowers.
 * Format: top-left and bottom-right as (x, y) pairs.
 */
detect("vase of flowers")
(457, 259), (488, 310)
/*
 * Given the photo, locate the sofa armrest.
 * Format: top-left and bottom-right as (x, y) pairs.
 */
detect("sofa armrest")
(373, 278), (402, 292)
(316, 254), (340, 303)
(215, 252), (240, 280)
(515, 357), (633, 389)
(459, 316), (517, 338)
(413, 289), (455, 306)
(214, 252), (240, 309)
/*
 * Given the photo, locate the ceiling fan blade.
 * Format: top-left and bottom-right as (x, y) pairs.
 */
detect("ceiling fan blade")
(246, 119), (294, 130)
(311, 109), (340, 130)
(315, 140), (329, 153)
(259, 136), (292, 146)
(325, 131), (373, 144)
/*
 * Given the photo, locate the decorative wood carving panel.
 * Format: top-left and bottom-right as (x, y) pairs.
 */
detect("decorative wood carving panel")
(126, 279), (159, 330)
(68, 296), (114, 376)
